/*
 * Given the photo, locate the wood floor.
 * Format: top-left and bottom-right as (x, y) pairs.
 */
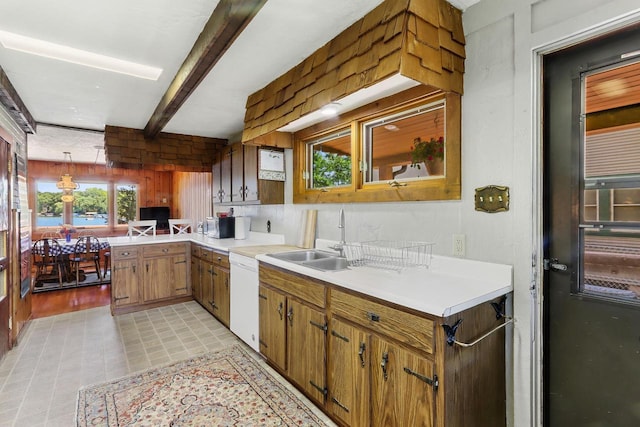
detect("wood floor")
(31, 284), (111, 319)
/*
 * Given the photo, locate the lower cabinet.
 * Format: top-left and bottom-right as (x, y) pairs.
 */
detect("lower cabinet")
(191, 244), (230, 327)
(259, 264), (507, 427)
(111, 246), (140, 310)
(259, 265), (328, 406)
(110, 242), (190, 315)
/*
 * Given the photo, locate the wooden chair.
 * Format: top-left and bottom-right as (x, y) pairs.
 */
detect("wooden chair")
(169, 219), (193, 235)
(127, 220), (157, 236)
(32, 238), (65, 288)
(69, 236), (102, 285)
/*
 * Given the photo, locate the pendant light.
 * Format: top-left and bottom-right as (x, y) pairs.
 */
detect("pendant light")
(57, 151), (78, 202)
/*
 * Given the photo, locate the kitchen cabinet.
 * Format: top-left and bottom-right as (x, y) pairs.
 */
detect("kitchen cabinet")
(330, 287), (506, 427)
(211, 257), (230, 327)
(111, 242), (191, 315)
(214, 142), (284, 205)
(111, 246), (140, 310)
(259, 265), (328, 405)
(142, 243), (189, 302)
(212, 147), (232, 203)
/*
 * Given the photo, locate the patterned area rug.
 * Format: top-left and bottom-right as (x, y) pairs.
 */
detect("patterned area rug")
(76, 345), (329, 426)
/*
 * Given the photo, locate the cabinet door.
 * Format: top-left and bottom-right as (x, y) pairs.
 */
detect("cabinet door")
(112, 259), (139, 307)
(201, 260), (215, 314)
(258, 285), (287, 371)
(172, 254), (189, 296)
(220, 148), (232, 203)
(212, 266), (230, 327)
(143, 257), (174, 301)
(328, 318), (370, 426)
(371, 336), (436, 427)
(190, 257), (202, 303)
(243, 144), (259, 202)
(287, 299), (327, 404)
(231, 142), (244, 202)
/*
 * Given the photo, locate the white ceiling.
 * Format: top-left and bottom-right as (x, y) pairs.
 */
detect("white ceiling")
(0, 0), (479, 164)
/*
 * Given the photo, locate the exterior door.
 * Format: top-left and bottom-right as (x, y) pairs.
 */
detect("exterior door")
(543, 25), (640, 426)
(0, 138), (9, 358)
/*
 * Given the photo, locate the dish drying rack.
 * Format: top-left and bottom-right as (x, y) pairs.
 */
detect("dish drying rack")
(343, 241), (434, 271)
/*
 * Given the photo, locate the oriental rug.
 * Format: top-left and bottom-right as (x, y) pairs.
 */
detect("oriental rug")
(76, 345), (330, 426)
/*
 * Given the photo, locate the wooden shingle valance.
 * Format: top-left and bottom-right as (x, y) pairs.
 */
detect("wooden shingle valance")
(242, 0), (465, 142)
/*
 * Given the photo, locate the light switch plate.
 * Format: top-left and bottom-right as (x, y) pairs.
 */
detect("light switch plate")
(474, 185), (509, 213)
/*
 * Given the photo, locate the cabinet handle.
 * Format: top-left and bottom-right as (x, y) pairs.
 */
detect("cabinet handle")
(176, 286), (187, 291)
(121, 251), (130, 256)
(114, 296), (129, 301)
(358, 342), (366, 367)
(331, 397), (350, 413)
(209, 300), (217, 309)
(309, 380), (328, 397)
(287, 306), (294, 326)
(366, 312), (380, 322)
(133, 265), (136, 273)
(381, 352), (389, 381)
(259, 293), (267, 300)
(403, 367), (439, 391)
(225, 277), (228, 288)
(146, 264), (149, 273)
(277, 302), (283, 320)
(175, 260), (186, 264)
(162, 248), (169, 253)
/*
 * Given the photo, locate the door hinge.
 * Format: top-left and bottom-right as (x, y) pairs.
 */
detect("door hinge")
(310, 320), (328, 333)
(543, 258), (568, 271)
(403, 367), (439, 391)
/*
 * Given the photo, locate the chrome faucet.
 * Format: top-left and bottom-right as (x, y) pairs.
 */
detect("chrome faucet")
(330, 209), (346, 257)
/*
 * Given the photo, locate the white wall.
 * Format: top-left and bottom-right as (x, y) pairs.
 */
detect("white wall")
(228, 1), (640, 425)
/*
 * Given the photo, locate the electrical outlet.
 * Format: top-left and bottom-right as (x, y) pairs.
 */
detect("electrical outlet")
(453, 234), (465, 257)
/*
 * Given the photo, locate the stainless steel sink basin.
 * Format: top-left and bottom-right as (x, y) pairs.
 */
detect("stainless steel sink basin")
(303, 256), (349, 271)
(268, 250), (334, 262)
(267, 249), (349, 271)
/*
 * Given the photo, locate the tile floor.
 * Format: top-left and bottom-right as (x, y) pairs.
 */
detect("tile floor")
(0, 301), (334, 427)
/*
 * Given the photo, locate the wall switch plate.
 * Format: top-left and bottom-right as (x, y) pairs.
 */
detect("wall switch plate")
(453, 234), (465, 257)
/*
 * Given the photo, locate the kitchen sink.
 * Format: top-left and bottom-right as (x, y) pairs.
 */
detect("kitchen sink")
(302, 256), (349, 271)
(268, 250), (335, 262)
(267, 249), (349, 271)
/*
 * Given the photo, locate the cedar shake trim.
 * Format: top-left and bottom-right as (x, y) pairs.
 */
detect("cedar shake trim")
(242, 0), (465, 142)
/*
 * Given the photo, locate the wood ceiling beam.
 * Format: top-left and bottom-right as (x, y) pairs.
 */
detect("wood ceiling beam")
(0, 66), (36, 134)
(144, 0), (267, 138)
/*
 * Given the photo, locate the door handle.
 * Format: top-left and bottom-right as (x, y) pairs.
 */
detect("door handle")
(544, 258), (568, 271)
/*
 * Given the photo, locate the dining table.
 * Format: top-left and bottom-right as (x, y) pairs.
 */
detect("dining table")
(32, 237), (111, 284)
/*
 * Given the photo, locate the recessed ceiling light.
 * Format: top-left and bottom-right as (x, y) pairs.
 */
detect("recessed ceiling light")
(321, 102), (341, 116)
(384, 124), (399, 131)
(0, 30), (163, 80)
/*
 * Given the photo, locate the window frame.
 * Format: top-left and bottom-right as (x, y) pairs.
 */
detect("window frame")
(293, 88), (461, 204)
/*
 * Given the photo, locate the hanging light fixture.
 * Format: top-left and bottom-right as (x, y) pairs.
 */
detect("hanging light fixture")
(57, 151), (78, 202)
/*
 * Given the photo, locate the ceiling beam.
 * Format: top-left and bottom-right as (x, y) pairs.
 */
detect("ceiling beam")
(0, 66), (36, 134)
(144, 0), (267, 138)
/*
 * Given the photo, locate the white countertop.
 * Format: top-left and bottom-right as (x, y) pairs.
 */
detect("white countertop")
(107, 231), (285, 252)
(256, 250), (513, 318)
(108, 232), (512, 318)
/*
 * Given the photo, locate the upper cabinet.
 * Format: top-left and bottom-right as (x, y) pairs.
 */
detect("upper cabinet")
(213, 142), (284, 206)
(293, 89), (461, 203)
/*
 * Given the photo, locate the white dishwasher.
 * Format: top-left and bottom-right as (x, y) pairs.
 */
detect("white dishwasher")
(229, 252), (260, 352)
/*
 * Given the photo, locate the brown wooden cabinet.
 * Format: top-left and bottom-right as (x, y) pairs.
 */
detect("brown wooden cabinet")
(142, 243), (189, 302)
(190, 245), (203, 304)
(258, 263), (507, 427)
(211, 261), (230, 327)
(111, 242), (191, 315)
(259, 265), (328, 406)
(111, 246), (140, 310)
(213, 142), (284, 205)
(192, 245), (230, 326)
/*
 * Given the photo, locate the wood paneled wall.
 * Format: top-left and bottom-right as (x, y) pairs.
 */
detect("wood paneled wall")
(28, 160), (174, 238)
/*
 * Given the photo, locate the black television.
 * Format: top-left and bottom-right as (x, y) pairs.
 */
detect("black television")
(140, 206), (170, 229)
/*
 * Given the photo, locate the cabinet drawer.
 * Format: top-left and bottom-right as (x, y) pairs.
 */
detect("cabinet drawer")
(143, 243), (187, 257)
(331, 289), (434, 355)
(199, 247), (213, 262)
(112, 247), (139, 260)
(260, 265), (326, 308)
(191, 244), (201, 258)
(211, 251), (229, 268)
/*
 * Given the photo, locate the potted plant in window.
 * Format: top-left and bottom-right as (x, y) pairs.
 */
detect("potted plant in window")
(409, 136), (445, 176)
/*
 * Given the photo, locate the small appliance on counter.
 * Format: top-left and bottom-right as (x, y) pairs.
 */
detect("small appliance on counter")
(207, 216), (234, 238)
(234, 216), (251, 240)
